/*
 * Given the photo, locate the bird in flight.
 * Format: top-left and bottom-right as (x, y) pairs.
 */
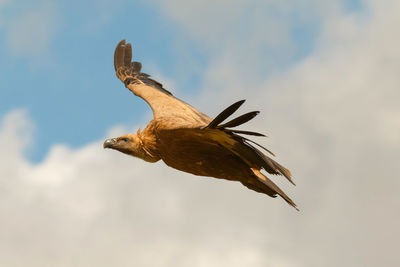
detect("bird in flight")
(104, 40), (298, 210)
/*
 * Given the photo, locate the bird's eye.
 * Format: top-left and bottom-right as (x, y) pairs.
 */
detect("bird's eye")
(120, 138), (128, 142)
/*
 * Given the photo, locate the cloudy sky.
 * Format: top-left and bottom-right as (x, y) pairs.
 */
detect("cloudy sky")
(1, 0), (399, 266)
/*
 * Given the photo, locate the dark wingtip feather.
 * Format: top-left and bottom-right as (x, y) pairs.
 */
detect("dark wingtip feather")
(227, 129), (266, 137)
(218, 111), (260, 129)
(124, 43), (132, 68)
(113, 40), (173, 95)
(207, 100), (246, 129)
(133, 61), (142, 72)
(114, 39), (127, 72)
(243, 137), (275, 156)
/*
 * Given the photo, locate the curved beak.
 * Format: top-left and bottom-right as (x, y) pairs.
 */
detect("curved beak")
(103, 138), (117, 148)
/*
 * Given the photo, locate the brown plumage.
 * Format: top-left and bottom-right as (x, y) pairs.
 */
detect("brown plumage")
(104, 40), (298, 210)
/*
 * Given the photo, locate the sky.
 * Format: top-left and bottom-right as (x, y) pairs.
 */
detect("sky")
(1, 0), (399, 266)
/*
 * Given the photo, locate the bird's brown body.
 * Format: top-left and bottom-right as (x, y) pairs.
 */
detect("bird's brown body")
(156, 125), (251, 180)
(104, 40), (298, 210)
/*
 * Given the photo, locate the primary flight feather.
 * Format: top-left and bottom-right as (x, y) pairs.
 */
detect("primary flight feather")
(104, 40), (298, 210)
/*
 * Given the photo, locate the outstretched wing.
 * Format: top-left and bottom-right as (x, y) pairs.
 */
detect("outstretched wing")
(114, 40), (211, 126)
(206, 100), (295, 185)
(205, 101), (296, 208)
(157, 100), (297, 210)
(158, 126), (297, 210)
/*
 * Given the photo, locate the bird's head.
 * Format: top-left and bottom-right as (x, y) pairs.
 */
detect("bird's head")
(103, 134), (138, 154)
(103, 134), (159, 162)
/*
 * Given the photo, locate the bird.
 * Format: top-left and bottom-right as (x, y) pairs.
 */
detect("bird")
(104, 40), (298, 210)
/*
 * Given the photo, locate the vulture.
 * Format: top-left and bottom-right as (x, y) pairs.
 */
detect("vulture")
(104, 40), (298, 210)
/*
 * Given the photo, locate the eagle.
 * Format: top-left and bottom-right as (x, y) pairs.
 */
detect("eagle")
(104, 40), (298, 210)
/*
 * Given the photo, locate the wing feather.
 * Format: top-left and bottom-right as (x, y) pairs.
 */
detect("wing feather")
(226, 129), (266, 137)
(114, 40), (125, 72)
(207, 100), (245, 129)
(157, 126), (297, 209)
(242, 137), (275, 156)
(218, 111), (260, 129)
(124, 43), (132, 67)
(114, 40), (210, 125)
(244, 141), (294, 185)
(205, 101), (294, 184)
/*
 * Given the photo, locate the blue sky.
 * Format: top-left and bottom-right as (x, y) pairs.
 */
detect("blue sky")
(1, 0), (363, 162)
(1, 0), (208, 161)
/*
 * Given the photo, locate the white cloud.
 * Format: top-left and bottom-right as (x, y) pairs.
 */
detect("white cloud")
(145, 0), (352, 78)
(150, 0), (400, 265)
(0, 110), (294, 267)
(1, 0), (400, 266)
(192, 1), (400, 266)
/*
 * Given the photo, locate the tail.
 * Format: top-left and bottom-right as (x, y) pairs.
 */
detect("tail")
(249, 168), (299, 211)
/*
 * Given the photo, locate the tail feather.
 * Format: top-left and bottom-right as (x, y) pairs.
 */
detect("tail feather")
(252, 169), (298, 211)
